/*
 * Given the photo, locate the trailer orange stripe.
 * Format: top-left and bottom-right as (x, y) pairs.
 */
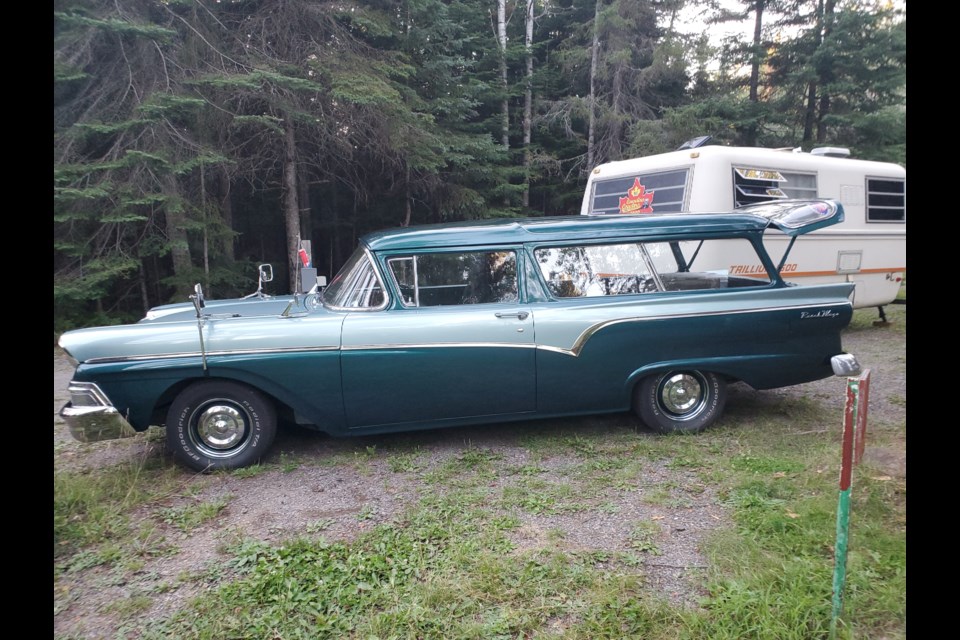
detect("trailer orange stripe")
(782, 267), (906, 278)
(735, 267), (906, 279)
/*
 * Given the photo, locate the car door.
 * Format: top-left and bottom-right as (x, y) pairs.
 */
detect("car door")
(340, 248), (536, 430)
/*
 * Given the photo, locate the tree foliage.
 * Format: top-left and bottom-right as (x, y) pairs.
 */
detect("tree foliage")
(53, 0), (906, 328)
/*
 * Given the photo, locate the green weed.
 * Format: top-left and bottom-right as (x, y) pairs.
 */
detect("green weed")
(628, 520), (662, 555)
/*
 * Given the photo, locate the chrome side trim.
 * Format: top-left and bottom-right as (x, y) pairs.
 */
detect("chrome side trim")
(84, 345), (340, 365)
(341, 342), (537, 352)
(539, 300), (854, 358)
(536, 344), (583, 357)
(82, 301), (851, 364)
(67, 381), (113, 406)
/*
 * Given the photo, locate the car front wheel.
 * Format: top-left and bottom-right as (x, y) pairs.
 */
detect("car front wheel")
(634, 370), (727, 434)
(166, 380), (277, 472)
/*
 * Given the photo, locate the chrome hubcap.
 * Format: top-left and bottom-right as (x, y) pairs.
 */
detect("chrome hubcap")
(196, 404), (246, 450)
(660, 373), (704, 417)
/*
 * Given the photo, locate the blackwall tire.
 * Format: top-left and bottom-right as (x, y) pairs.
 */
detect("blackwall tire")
(634, 370), (727, 434)
(166, 380), (277, 472)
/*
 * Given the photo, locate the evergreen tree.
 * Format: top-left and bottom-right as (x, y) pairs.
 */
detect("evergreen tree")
(53, 0), (906, 328)
(54, 0), (227, 324)
(766, 0), (905, 159)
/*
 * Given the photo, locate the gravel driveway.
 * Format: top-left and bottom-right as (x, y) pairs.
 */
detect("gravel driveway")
(53, 305), (905, 638)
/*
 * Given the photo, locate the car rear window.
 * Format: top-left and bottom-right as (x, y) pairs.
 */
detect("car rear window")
(534, 238), (770, 298)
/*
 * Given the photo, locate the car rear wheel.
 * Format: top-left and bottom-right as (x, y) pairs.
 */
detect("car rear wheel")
(166, 380), (277, 472)
(634, 370), (727, 434)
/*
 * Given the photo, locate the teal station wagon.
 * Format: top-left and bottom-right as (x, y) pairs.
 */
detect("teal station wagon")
(59, 200), (861, 471)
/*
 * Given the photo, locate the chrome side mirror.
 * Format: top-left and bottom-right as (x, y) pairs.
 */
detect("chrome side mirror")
(259, 264), (274, 283)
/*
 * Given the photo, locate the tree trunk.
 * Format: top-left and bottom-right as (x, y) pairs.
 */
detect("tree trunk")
(748, 1), (765, 104)
(745, 0), (765, 147)
(803, 0), (825, 145)
(611, 61), (624, 159)
(282, 114), (301, 294)
(163, 177), (193, 300)
(404, 164), (412, 227)
(498, 0), (509, 150)
(298, 163), (312, 253)
(497, 0), (510, 207)
(219, 166), (235, 263)
(139, 260), (150, 315)
(802, 80), (818, 144)
(522, 0), (534, 209)
(200, 163), (210, 294)
(587, 0), (601, 172)
(329, 179), (339, 278)
(816, 0), (836, 143)
(404, 2), (416, 224)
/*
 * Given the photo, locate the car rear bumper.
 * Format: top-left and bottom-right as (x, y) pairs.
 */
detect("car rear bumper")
(831, 353), (862, 378)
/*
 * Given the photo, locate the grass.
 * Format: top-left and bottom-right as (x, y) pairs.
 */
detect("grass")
(54, 307), (905, 639)
(628, 520), (662, 555)
(54, 456), (183, 560)
(158, 496), (230, 532)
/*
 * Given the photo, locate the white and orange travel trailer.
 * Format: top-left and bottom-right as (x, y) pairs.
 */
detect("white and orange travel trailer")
(580, 143), (906, 312)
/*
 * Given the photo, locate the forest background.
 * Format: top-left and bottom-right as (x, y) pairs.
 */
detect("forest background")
(53, 0), (906, 329)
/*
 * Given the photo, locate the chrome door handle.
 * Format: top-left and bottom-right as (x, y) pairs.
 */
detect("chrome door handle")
(495, 311), (529, 320)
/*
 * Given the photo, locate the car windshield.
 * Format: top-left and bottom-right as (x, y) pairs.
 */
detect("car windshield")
(321, 247), (386, 309)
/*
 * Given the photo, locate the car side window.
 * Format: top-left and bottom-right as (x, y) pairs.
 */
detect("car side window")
(535, 244), (658, 297)
(534, 238), (770, 298)
(388, 251), (518, 307)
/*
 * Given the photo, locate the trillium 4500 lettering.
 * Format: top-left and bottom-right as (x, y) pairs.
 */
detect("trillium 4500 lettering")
(59, 200), (860, 472)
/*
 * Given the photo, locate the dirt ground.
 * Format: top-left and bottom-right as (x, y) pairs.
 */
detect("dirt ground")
(53, 305), (905, 639)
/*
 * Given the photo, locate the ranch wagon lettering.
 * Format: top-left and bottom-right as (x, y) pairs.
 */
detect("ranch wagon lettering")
(59, 199), (860, 472)
(801, 310), (841, 319)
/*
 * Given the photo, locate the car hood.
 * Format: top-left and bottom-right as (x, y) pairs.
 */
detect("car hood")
(60, 304), (344, 364)
(139, 295), (297, 323)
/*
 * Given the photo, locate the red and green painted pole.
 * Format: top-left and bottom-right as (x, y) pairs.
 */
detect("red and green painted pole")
(830, 368), (871, 640)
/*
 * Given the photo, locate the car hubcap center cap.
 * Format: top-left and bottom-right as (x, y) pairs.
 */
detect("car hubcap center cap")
(197, 405), (245, 449)
(662, 374), (701, 414)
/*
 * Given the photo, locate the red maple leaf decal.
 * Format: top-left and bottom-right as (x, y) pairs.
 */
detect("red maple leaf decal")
(618, 178), (655, 214)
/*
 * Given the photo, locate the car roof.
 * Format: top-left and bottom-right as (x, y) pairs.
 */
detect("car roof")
(361, 212), (771, 252)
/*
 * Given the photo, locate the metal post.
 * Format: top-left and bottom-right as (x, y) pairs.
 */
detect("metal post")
(830, 369), (870, 639)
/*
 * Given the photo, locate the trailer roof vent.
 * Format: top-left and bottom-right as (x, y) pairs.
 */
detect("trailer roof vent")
(810, 146), (851, 158)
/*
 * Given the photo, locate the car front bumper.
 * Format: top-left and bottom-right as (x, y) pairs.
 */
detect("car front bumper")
(59, 382), (137, 442)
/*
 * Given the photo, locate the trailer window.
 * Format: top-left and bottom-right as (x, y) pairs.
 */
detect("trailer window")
(779, 171), (818, 199)
(732, 167), (819, 206)
(733, 167), (787, 207)
(866, 178), (906, 223)
(589, 169), (688, 214)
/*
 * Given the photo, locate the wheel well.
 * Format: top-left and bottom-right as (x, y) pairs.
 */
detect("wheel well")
(629, 368), (734, 410)
(150, 377), (285, 427)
